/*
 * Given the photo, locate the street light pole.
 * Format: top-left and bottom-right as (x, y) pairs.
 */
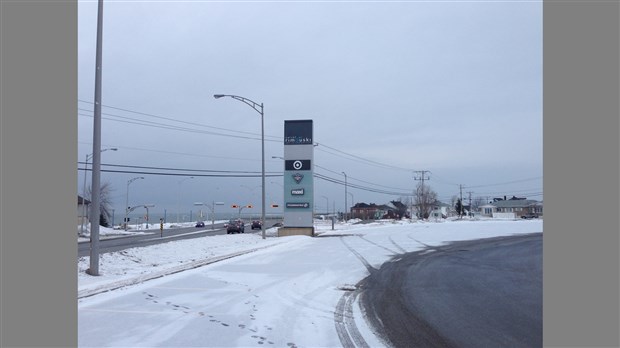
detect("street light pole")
(143, 204), (155, 229)
(87, 0), (104, 276)
(81, 153), (90, 236)
(348, 192), (354, 219)
(81, 148), (117, 235)
(125, 176), (144, 231)
(215, 94), (266, 239)
(342, 172), (348, 221)
(322, 195), (329, 215)
(211, 201), (224, 230)
(177, 176), (194, 224)
(194, 202), (206, 221)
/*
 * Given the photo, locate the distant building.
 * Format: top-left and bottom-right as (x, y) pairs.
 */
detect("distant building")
(481, 196), (543, 218)
(350, 203), (395, 220)
(78, 195), (90, 225)
(429, 202), (451, 220)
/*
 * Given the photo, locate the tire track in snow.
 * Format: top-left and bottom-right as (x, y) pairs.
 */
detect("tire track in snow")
(339, 237), (376, 274)
(388, 236), (407, 254)
(335, 237), (375, 348)
(334, 288), (369, 348)
(357, 235), (399, 255)
(408, 234), (440, 251)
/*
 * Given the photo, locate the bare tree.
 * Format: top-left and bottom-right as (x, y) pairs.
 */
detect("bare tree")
(414, 182), (438, 219)
(87, 181), (114, 226)
(472, 196), (485, 212)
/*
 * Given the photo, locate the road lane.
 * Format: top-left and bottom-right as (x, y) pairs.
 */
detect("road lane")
(361, 233), (542, 348)
(78, 218), (281, 257)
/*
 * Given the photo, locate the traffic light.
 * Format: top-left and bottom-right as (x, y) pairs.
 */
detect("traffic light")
(271, 204), (279, 208)
(247, 205), (253, 208)
(231, 204), (239, 208)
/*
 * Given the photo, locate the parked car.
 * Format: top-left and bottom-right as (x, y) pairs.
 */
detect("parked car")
(226, 219), (245, 234)
(521, 214), (539, 219)
(251, 220), (262, 230)
(195, 221), (205, 228)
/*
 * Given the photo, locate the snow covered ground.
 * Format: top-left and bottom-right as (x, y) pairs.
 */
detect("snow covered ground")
(78, 218), (543, 347)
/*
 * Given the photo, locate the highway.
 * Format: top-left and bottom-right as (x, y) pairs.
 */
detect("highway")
(78, 218), (281, 257)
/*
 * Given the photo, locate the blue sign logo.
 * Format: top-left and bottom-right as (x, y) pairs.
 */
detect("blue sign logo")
(292, 173), (304, 184)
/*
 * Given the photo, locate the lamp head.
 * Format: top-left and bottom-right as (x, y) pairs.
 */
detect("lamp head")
(213, 94), (225, 99)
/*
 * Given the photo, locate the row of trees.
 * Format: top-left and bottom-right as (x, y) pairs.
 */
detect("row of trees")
(392, 182), (487, 219)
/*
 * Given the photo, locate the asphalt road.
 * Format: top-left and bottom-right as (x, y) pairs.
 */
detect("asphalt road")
(78, 218), (281, 257)
(361, 233), (542, 348)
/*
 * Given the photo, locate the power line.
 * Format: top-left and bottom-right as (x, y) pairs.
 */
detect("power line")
(80, 110), (412, 175)
(78, 162), (414, 197)
(464, 177), (542, 189)
(77, 141), (261, 163)
(78, 161), (281, 175)
(79, 100), (420, 174)
(316, 142), (415, 172)
(80, 166), (282, 178)
(78, 100), (542, 198)
(314, 164), (412, 192)
(78, 100), (282, 141)
(78, 112), (278, 143)
(314, 173), (412, 196)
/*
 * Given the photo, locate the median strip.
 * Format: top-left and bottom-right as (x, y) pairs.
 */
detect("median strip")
(78, 242), (285, 299)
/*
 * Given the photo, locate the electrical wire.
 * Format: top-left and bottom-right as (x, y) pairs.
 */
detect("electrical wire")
(79, 100), (420, 173)
(78, 100), (542, 199)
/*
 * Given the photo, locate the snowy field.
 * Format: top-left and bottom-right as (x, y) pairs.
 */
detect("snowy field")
(78, 218), (543, 347)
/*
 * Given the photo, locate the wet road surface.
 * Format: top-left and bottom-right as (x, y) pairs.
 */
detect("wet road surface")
(361, 233), (542, 348)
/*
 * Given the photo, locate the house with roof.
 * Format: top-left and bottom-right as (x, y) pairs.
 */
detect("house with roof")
(428, 201), (451, 220)
(481, 196), (543, 218)
(350, 202), (396, 220)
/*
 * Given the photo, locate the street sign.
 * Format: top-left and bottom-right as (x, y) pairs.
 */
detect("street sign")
(286, 202), (310, 208)
(283, 120), (314, 230)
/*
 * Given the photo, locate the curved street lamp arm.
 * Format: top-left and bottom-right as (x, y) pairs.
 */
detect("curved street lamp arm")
(128, 176), (145, 185)
(214, 94), (263, 115)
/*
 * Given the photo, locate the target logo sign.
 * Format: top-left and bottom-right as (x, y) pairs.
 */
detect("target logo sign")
(285, 160), (311, 171)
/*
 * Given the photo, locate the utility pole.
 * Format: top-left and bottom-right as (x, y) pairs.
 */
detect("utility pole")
(87, 0), (104, 276)
(459, 184), (464, 219)
(467, 191), (474, 217)
(413, 170), (430, 218)
(342, 172), (348, 221)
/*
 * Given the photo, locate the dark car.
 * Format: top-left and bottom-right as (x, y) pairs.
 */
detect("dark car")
(521, 214), (539, 219)
(226, 219), (245, 234)
(251, 220), (262, 230)
(195, 221), (205, 228)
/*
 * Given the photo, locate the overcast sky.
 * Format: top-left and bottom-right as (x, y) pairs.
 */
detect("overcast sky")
(78, 1), (542, 220)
